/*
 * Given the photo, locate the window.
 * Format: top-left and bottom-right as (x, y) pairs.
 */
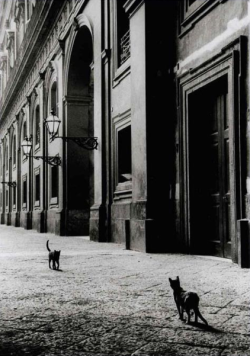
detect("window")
(118, 125), (132, 183)
(51, 82), (57, 114)
(0, 149), (2, 178)
(51, 165), (58, 201)
(0, 75), (2, 100)
(6, 190), (8, 207)
(25, 0), (34, 21)
(13, 135), (16, 166)
(116, 0), (130, 67)
(35, 105), (40, 146)
(5, 147), (8, 172)
(22, 121), (27, 160)
(13, 184), (16, 207)
(23, 177), (27, 206)
(23, 121), (27, 140)
(35, 172), (40, 204)
(113, 111), (132, 197)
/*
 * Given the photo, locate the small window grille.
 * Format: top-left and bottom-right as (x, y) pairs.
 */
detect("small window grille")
(120, 30), (130, 65)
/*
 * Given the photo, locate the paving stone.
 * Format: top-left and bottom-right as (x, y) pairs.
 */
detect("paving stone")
(0, 225), (249, 355)
(221, 349), (250, 356)
(131, 342), (222, 355)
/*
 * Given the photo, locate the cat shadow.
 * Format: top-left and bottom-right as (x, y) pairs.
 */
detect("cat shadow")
(187, 321), (223, 333)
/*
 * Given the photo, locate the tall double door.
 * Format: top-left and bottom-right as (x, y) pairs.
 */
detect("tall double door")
(189, 76), (231, 258)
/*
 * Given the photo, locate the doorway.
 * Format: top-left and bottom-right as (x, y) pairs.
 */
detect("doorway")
(188, 76), (231, 258)
(65, 25), (94, 235)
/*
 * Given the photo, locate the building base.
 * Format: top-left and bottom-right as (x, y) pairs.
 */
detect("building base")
(20, 212), (32, 230)
(89, 204), (107, 242)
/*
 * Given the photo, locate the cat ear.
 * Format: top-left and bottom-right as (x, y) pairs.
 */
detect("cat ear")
(169, 278), (172, 282)
(177, 276), (179, 280)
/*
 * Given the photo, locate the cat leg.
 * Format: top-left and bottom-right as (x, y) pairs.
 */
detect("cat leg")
(195, 311), (198, 324)
(186, 310), (191, 324)
(49, 258), (51, 269)
(175, 302), (182, 320)
(180, 306), (184, 321)
(196, 308), (208, 325)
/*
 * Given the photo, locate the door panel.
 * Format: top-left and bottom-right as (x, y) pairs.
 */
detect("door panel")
(189, 77), (231, 258)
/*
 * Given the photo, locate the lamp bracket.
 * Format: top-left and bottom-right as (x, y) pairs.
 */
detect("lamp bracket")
(1, 181), (16, 187)
(57, 136), (98, 150)
(33, 155), (61, 166)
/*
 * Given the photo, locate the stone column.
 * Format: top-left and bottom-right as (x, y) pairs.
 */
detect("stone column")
(125, 0), (176, 252)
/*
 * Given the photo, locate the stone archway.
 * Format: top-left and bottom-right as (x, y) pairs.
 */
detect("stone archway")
(64, 25), (94, 235)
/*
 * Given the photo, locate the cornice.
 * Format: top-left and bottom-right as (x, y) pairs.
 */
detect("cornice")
(0, 0), (64, 125)
(124, 0), (145, 17)
(0, 0), (88, 134)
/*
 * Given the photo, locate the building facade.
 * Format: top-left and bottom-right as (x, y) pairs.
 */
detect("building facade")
(0, 0), (249, 267)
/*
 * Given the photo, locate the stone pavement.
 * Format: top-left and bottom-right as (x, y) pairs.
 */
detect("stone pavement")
(0, 225), (249, 356)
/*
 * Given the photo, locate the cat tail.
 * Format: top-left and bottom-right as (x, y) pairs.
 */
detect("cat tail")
(196, 308), (208, 325)
(46, 240), (51, 252)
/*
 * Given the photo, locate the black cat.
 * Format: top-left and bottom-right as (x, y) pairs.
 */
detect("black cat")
(46, 240), (61, 270)
(169, 276), (208, 325)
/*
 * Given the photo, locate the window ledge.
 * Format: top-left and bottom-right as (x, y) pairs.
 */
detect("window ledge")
(179, 0), (228, 38)
(113, 59), (131, 88)
(34, 200), (40, 208)
(50, 197), (58, 206)
(114, 182), (132, 201)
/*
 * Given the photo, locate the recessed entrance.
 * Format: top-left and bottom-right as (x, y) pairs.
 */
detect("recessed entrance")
(65, 25), (94, 235)
(188, 76), (231, 258)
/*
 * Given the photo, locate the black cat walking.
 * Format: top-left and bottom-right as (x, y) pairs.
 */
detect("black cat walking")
(47, 240), (61, 270)
(169, 276), (208, 325)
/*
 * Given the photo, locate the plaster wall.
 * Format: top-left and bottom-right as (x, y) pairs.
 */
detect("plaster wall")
(175, 0), (250, 260)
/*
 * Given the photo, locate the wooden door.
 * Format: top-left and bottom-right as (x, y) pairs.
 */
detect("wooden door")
(189, 77), (231, 258)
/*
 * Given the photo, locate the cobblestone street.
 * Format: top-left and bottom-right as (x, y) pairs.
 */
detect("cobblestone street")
(0, 225), (249, 356)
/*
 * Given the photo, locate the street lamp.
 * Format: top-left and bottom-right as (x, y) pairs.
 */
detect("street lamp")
(21, 136), (61, 166)
(21, 136), (32, 156)
(44, 109), (98, 150)
(44, 110), (61, 140)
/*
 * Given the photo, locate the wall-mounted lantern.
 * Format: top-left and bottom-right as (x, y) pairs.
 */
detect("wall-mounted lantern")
(44, 110), (98, 150)
(21, 136), (61, 166)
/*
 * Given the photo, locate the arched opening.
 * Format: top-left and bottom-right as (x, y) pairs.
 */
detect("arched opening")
(65, 25), (94, 235)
